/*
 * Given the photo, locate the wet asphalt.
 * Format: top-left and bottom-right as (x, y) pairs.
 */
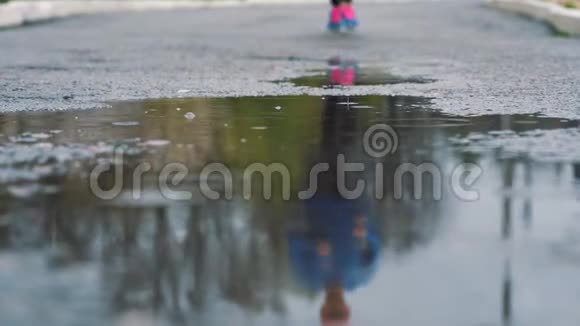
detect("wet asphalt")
(1, 0), (580, 118)
(2, 2), (580, 325)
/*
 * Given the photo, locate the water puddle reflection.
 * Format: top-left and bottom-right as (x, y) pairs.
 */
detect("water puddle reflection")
(0, 67), (580, 326)
(279, 58), (434, 88)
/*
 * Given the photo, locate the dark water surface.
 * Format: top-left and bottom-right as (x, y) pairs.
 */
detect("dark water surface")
(284, 68), (435, 88)
(278, 58), (435, 88)
(1, 93), (580, 326)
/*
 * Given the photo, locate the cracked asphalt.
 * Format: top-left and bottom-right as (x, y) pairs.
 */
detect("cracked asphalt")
(1, 0), (580, 118)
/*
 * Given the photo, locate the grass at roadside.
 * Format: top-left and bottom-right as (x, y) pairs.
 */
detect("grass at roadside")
(0, 0), (9, 4)
(564, 0), (577, 8)
(552, 0), (579, 9)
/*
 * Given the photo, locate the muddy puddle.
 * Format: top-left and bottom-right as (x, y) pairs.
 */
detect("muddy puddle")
(1, 92), (580, 326)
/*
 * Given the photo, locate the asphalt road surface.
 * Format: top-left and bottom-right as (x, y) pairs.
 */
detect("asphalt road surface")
(1, 0), (580, 119)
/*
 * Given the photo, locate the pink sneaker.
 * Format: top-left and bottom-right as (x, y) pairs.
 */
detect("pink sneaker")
(330, 67), (356, 86)
(340, 3), (358, 29)
(342, 67), (355, 86)
(331, 68), (343, 85)
(328, 7), (342, 31)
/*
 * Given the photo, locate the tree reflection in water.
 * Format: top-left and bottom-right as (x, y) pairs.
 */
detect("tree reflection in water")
(2, 60), (576, 325)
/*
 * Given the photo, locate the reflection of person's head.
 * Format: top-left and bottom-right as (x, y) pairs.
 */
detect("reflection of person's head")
(321, 285), (350, 326)
(287, 209), (379, 326)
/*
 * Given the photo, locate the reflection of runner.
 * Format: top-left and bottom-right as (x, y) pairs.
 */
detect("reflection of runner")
(328, 0), (358, 32)
(288, 70), (381, 325)
(328, 58), (358, 86)
(288, 199), (381, 324)
(289, 199), (381, 292)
